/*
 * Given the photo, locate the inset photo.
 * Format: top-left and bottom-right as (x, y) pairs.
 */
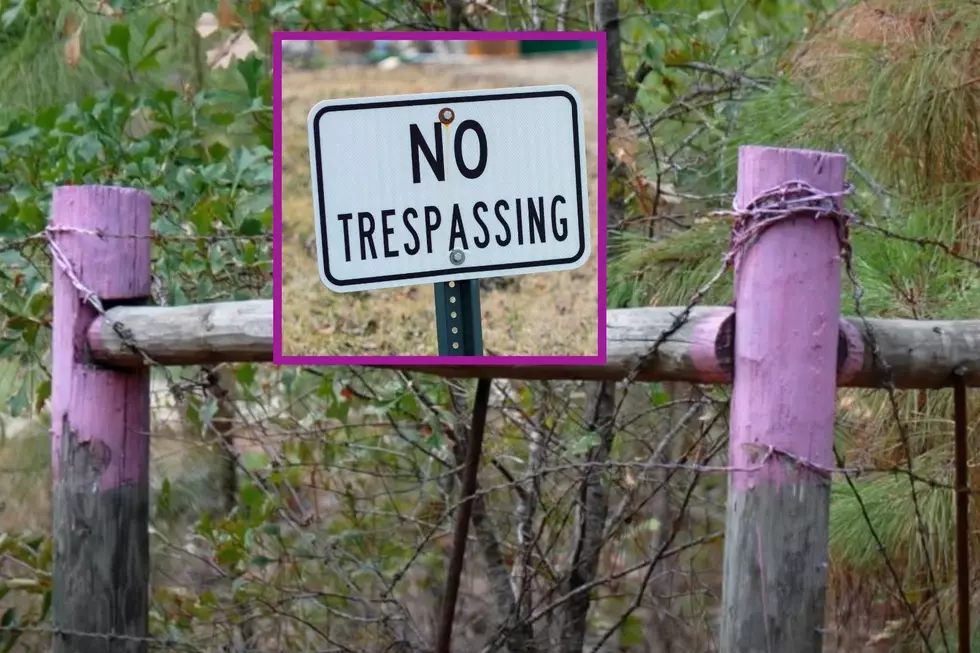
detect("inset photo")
(273, 32), (605, 364)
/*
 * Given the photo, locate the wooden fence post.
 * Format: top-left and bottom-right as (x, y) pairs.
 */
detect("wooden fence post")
(51, 186), (152, 653)
(719, 146), (848, 653)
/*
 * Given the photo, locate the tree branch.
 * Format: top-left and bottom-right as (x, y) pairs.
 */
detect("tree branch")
(558, 381), (617, 653)
(447, 383), (538, 653)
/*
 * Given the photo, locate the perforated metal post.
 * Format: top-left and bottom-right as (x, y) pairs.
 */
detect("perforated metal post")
(434, 279), (483, 356)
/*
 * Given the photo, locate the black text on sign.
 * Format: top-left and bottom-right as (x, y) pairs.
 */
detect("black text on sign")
(307, 85), (591, 293)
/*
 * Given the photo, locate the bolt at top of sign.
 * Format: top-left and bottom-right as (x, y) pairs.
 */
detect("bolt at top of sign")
(306, 85), (591, 293)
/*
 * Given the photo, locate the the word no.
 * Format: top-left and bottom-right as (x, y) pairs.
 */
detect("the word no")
(410, 119), (488, 184)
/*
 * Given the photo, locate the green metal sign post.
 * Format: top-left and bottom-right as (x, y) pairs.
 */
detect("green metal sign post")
(434, 280), (483, 356)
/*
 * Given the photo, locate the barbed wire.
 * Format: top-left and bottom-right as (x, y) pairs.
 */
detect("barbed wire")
(1, 228), (272, 255)
(44, 225), (202, 402)
(840, 222), (948, 653)
(0, 623), (203, 652)
(0, 622), (354, 653)
(619, 179), (853, 390)
(606, 175), (978, 653)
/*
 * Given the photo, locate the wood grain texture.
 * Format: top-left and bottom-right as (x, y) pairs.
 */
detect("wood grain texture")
(719, 145), (848, 653)
(51, 185), (151, 653)
(88, 300), (273, 366)
(86, 300), (980, 388)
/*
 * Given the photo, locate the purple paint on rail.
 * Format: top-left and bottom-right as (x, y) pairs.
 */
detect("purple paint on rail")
(689, 308), (734, 384)
(837, 318), (865, 384)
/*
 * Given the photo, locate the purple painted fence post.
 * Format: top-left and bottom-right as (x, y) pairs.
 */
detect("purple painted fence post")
(51, 186), (152, 653)
(719, 146), (848, 653)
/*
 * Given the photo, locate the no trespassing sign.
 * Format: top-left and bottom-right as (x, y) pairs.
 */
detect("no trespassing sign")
(306, 85), (591, 293)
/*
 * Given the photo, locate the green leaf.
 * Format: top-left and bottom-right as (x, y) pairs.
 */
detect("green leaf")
(0, 607), (17, 627)
(0, 338), (15, 359)
(153, 88), (178, 107)
(208, 245), (225, 276)
(240, 483), (264, 511)
(251, 555), (273, 568)
(238, 218), (263, 236)
(5, 316), (32, 331)
(33, 379), (50, 413)
(39, 590), (52, 620)
(235, 363), (257, 388)
(567, 430), (601, 456)
(210, 112), (236, 126)
(663, 48), (690, 66)
(195, 511), (214, 539)
(141, 16), (166, 54)
(17, 201), (44, 232)
(156, 477), (172, 515)
(27, 287), (51, 317)
(134, 44), (168, 73)
(184, 397), (202, 430)
(1, 2), (23, 28)
(35, 106), (61, 130)
(326, 397), (350, 422)
(105, 23), (132, 66)
(105, 23), (130, 66)
(618, 613), (644, 647)
(91, 44), (123, 67)
(6, 385), (28, 418)
(262, 523), (281, 537)
(237, 56), (264, 99)
(650, 384), (671, 407)
(643, 40), (664, 65)
(0, 607), (21, 653)
(215, 540), (243, 568)
(208, 141), (230, 161)
(188, 202), (214, 236)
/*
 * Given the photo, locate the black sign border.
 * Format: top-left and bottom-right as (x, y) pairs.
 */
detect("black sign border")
(310, 89), (587, 288)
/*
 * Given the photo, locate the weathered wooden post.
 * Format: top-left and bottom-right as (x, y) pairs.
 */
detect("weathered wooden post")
(51, 186), (152, 653)
(719, 146), (848, 653)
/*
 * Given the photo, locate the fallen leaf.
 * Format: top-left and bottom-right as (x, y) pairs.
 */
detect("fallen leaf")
(96, 0), (117, 16)
(465, 0), (503, 16)
(64, 25), (82, 68)
(62, 11), (76, 37)
(609, 117), (637, 168)
(195, 12), (219, 38)
(206, 30), (259, 69)
(657, 181), (682, 204)
(217, 0), (243, 28)
(632, 177), (681, 215)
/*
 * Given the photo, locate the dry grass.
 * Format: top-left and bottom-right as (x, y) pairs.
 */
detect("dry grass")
(278, 53), (601, 357)
(0, 419), (205, 537)
(0, 430), (50, 534)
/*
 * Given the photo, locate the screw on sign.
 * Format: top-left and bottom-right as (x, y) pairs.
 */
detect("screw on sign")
(306, 85), (591, 355)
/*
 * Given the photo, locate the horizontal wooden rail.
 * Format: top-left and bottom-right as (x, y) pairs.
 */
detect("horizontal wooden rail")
(88, 300), (273, 366)
(86, 300), (980, 388)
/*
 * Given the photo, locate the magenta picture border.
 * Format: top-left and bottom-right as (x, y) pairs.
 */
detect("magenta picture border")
(272, 30), (608, 366)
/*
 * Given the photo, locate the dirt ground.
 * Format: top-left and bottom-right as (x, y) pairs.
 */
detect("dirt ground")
(278, 52), (600, 357)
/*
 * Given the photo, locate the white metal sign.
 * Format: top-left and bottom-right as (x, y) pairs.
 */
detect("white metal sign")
(306, 85), (591, 293)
